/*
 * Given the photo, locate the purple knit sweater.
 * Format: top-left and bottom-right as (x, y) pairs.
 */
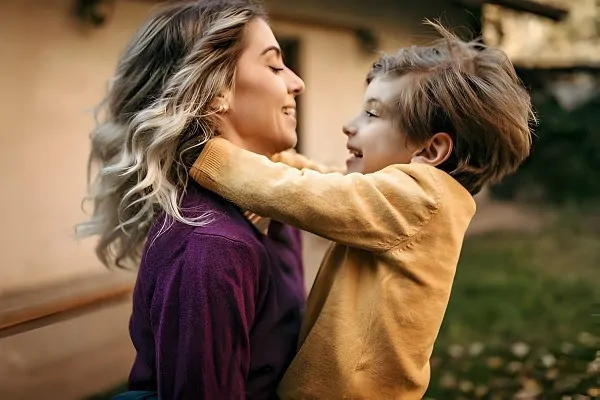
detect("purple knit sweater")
(127, 185), (305, 399)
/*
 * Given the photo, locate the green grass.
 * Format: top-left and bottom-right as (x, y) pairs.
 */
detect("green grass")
(437, 225), (598, 348)
(427, 211), (599, 398)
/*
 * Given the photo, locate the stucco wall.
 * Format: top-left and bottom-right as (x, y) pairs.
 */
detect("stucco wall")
(0, 0), (475, 295)
(0, 1), (476, 397)
(0, 0), (152, 294)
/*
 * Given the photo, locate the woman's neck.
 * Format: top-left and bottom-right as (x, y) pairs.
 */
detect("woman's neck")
(217, 120), (274, 158)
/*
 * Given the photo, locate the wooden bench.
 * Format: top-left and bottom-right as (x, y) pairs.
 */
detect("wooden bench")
(0, 272), (135, 339)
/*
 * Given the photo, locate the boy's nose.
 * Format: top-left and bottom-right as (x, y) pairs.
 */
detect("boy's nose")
(343, 124), (357, 137)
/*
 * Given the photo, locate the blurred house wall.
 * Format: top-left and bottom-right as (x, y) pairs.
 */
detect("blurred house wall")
(0, 0), (151, 295)
(484, 0), (599, 68)
(0, 1), (475, 398)
(0, 0), (474, 294)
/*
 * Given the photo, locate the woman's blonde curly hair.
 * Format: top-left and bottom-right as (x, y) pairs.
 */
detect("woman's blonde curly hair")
(77, 0), (266, 267)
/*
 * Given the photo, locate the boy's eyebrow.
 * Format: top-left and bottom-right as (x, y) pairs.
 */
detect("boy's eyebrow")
(366, 98), (388, 111)
(365, 97), (396, 115)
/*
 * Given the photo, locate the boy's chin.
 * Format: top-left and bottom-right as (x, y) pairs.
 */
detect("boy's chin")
(346, 166), (361, 174)
(345, 158), (364, 174)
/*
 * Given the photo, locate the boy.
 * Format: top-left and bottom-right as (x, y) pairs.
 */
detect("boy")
(190, 22), (533, 399)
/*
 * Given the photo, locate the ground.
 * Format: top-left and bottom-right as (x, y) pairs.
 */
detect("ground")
(426, 206), (599, 399)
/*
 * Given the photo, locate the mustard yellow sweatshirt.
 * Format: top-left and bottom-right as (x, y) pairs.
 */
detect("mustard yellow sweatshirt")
(190, 138), (476, 400)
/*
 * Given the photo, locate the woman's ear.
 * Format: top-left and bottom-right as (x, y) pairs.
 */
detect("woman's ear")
(212, 91), (233, 114)
(411, 132), (453, 167)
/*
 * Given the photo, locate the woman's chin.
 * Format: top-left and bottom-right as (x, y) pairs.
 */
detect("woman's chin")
(276, 131), (298, 151)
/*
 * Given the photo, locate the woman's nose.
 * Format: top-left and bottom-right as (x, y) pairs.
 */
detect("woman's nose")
(287, 69), (305, 96)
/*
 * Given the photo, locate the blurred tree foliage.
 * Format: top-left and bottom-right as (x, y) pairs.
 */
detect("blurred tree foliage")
(491, 82), (600, 204)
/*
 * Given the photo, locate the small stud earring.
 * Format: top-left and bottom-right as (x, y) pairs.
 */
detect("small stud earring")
(217, 102), (229, 114)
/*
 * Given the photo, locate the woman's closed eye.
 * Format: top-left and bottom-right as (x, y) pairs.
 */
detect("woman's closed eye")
(366, 109), (380, 118)
(270, 66), (284, 74)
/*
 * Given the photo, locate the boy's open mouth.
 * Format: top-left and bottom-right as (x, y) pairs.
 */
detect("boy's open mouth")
(348, 147), (363, 158)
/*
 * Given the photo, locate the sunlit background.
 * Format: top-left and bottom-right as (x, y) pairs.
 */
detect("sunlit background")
(0, 0), (598, 399)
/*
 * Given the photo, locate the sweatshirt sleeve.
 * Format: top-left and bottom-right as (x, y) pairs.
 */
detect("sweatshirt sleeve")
(190, 138), (442, 253)
(154, 233), (261, 399)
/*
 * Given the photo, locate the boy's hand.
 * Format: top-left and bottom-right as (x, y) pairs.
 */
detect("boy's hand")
(271, 149), (346, 174)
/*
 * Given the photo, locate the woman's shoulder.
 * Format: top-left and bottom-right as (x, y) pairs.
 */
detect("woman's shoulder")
(136, 214), (269, 334)
(138, 209), (268, 301)
(142, 187), (267, 268)
(147, 211), (265, 259)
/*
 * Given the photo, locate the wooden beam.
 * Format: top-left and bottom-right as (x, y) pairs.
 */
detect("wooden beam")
(454, 0), (568, 21)
(0, 273), (135, 338)
(490, 0), (568, 21)
(516, 64), (600, 74)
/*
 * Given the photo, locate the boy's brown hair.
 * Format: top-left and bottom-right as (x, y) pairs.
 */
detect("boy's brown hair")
(367, 21), (535, 195)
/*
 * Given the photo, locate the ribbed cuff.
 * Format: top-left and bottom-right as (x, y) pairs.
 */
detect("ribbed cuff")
(189, 138), (230, 188)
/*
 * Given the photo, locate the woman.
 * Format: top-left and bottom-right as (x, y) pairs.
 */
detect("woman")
(77, 1), (306, 398)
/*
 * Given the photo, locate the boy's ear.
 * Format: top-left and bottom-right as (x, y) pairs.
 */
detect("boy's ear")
(411, 132), (453, 167)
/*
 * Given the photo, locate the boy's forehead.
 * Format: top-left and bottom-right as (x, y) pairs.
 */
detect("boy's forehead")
(364, 75), (410, 104)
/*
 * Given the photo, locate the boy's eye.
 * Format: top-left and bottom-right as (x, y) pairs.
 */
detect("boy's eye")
(270, 66), (284, 74)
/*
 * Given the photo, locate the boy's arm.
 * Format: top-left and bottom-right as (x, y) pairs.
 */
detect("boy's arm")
(191, 138), (441, 253)
(271, 149), (346, 174)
